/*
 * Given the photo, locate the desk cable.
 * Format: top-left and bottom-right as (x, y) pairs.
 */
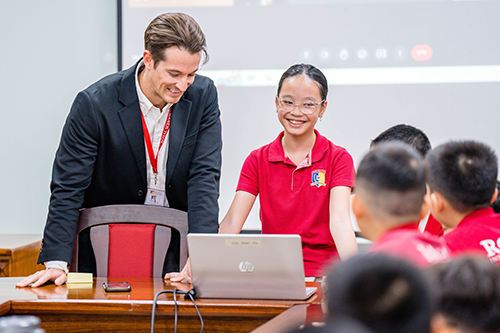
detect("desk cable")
(151, 288), (203, 333)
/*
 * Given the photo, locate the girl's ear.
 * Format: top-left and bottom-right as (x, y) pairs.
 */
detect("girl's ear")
(319, 100), (327, 118)
(275, 96), (280, 113)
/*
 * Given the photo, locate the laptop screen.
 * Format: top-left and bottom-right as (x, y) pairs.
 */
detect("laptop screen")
(187, 234), (316, 300)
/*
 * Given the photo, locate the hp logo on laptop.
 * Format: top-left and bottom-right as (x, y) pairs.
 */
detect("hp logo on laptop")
(239, 261), (254, 273)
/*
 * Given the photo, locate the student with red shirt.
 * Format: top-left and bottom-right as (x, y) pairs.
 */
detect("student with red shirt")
(425, 141), (500, 264)
(352, 142), (450, 268)
(492, 181), (500, 213)
(369, 124), (444, 237)
(219, 64), (358, 277)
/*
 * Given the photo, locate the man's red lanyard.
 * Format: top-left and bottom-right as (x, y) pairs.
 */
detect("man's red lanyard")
(141, 107), (172, 185)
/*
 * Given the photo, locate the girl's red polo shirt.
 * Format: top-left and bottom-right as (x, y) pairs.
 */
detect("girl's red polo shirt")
(236, 130), (355, 276)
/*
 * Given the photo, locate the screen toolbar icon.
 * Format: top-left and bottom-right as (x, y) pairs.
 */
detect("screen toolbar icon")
(411, 45), (433, 61)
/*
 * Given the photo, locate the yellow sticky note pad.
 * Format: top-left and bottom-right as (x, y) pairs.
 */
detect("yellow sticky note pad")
(66, 272), (93, 284)
(67, 282), (93, 290)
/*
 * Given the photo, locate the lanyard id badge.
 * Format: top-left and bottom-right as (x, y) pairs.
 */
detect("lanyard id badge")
(145, 188), (166, 206)
(141, 108), (171, 207)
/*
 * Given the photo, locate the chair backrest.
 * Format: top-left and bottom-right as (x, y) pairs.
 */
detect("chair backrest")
(70, 205), (188, 278)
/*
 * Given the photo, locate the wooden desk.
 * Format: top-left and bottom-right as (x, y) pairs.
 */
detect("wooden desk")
(0, 235), (44, 277)
(0, 277), (324, 333)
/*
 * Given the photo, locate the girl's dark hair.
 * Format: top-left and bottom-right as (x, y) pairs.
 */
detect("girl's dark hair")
(277, 64), (328, 101)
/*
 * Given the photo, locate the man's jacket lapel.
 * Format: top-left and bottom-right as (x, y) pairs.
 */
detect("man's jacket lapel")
(167, 97), (192, 185)
(117, 63), (147, 184)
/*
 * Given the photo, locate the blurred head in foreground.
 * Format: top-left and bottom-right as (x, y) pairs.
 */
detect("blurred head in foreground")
(325, 254), (432, 333)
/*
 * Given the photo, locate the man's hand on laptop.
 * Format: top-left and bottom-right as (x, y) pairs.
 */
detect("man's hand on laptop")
(16, 268), (67, 288)
(164, 258), (192, 283)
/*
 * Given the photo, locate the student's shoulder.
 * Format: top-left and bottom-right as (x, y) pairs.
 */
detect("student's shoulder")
(416, 230), (451, 256)
(246, 134), (282, 159)
(376, 227), (446, 252)
(442, 220), (486, 254)
(443, 224), (471, 247)
(372, 228), (449, 265)
(374, 228), (419, 247)
(243, 146), (272, 171)
(316, 132), (353, 158)
(448, 208), (500, 235)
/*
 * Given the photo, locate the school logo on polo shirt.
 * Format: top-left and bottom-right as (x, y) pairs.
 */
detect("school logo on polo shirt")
(311, 169), (326, 188)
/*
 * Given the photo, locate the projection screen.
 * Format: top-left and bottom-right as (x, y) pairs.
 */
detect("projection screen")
(120, 0), (500, 230)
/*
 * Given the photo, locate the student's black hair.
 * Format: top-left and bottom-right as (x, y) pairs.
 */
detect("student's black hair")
(325, 254), (432, 333)
(427, 256), (500, 333)
(356, 142), (426, 220)
(492, 181), (500, 214)
(277, 64), (328, 101)
(424, 140), (498, 213)
(371, 124), (432, 157)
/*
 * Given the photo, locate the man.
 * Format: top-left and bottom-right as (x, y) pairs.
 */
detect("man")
(17, 12), (221, 287)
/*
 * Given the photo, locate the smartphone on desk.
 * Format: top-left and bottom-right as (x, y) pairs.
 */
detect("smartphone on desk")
(103, 282), (131, 292)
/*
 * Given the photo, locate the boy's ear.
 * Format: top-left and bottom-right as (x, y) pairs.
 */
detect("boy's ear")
(491, 187), (498, 204)
(351, 194), (365, 220)
(429, 191), (446, 214)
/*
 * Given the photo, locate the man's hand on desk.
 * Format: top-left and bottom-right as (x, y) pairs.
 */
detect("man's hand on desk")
(16, 268), (67, 288)
(16, 284), (68, 298)
(164, 258), (192, 284)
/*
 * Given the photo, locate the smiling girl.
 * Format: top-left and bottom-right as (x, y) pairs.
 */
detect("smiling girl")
(219, 64), (358, 277)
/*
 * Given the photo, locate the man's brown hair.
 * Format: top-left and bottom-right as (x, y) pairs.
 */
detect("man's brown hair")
(144, 12), (208, 67)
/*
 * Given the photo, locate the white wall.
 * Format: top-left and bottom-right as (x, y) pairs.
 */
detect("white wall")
(0, 1), (117, 234)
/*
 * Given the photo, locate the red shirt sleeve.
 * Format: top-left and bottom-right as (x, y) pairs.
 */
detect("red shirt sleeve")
(236, 150), (260, 196)
(329, 148), (356, 190)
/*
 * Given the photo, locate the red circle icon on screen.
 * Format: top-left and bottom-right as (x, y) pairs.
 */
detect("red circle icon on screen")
(411, 45), (433, 61)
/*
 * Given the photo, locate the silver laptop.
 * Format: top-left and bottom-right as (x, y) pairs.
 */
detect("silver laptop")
(187, 233), (317, 300)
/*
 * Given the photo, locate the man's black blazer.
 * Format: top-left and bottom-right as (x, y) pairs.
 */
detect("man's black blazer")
(38, 61), (222, 272)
